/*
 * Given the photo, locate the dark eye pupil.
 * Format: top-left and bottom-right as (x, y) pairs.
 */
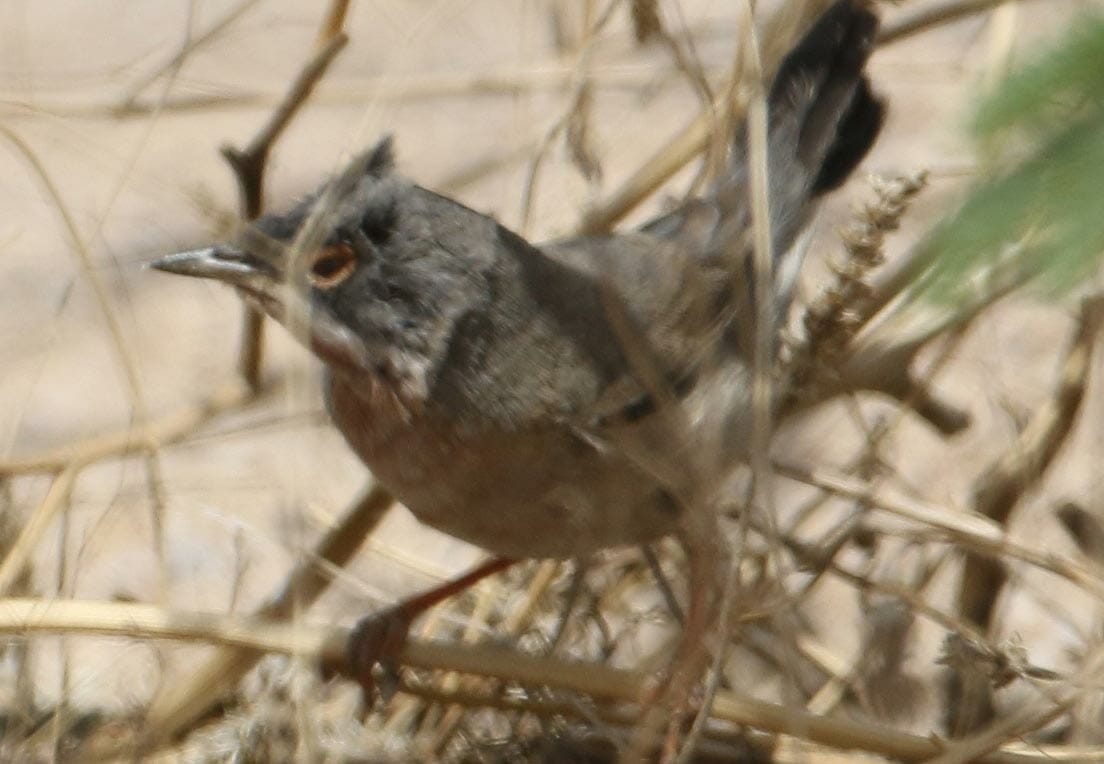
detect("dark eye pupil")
(313, 254), (347, 278)
(309, 243), (357, 286)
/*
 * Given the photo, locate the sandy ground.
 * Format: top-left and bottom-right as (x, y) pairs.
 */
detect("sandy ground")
(2, 0), (1104, 751)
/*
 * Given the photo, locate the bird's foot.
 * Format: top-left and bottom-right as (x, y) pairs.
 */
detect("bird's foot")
(341, 556), (517, 704)
(346, 605), (414, 704)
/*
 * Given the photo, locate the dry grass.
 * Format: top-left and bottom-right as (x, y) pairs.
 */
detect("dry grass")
(2, 0), (1104, 761)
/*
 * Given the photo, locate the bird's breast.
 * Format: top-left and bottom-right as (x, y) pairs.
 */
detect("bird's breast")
(324, 373), (681, 558)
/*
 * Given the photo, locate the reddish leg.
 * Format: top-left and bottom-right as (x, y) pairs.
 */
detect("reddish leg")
(346, 556), (517, 700)
(627, 526), (727, 762)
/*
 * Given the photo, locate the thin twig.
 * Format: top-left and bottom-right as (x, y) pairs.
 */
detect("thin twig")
(129, 485), (393, 754)
(925, 694), (1075, 764)
(775, 463), (1004, 542)
(220, 31), (349, 389)
(115, 0), (264, 112)
(578, 0), (1040, 239)
(424, 560), (562, 754)
(0, 379), (257, 477)
(15, 63), (676, 121)
(775, 463), (1104, 603)
(221, 33), (350, 219)
(0, 468), (78, 597)
(949, 296), (1103, 734)
(315, 0), (351, 45)
(517, 0), (618, 233)
(0, 597), (1066, 764)
(877, 0), (1044, 48)
(577, 0), (836, 235)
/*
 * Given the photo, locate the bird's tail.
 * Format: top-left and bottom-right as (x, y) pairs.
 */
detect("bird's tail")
(759, 0), (885, 250)
(644, 1), (884, 316)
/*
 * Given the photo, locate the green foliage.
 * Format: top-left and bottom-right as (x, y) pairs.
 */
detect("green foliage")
(897, 13), (1104, 314)
(973, 15), (1104, 141)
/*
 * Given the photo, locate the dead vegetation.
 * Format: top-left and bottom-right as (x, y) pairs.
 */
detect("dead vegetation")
(2, 0), (1103, 761)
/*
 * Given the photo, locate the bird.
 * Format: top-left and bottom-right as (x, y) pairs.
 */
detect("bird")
(153, 0), (884, 727)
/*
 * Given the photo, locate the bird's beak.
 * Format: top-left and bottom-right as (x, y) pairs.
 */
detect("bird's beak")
(150, 244), (287, 315)
(150, 245), (274, 288)
(151, 241), (373, 374)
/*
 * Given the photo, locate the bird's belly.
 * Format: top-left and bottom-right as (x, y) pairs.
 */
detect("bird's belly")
(396, 432), (681, 559)
(327, 379), (679, 558)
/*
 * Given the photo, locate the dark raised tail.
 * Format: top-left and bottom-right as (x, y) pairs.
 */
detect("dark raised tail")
(770, 0), (885, 198)
(643, 0), (884, 267)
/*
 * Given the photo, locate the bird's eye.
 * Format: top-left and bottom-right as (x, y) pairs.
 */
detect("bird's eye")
(308, 243), (356, 289)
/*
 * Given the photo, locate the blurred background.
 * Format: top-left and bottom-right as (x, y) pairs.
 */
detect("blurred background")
(3, 0), (1104, 760)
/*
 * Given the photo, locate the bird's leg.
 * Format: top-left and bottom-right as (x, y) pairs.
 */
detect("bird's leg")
(345, 555), (517, 701)
(625, 521), (727, 762)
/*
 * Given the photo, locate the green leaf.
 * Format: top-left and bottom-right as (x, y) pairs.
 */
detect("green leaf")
(877, 12), (1104, 335)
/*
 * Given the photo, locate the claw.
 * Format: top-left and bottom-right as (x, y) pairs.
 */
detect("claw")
(346, 605), (414, 704)
(339, 557), (517, 704)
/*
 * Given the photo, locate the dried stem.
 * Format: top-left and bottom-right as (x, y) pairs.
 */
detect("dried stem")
(221, 31), (349, 388)
(776, 462), (1104, 604)
(0, 597), (1067, 764)
(926, 694), (1075, 764)
(785, 172), (928, 410)
(221, 33), (350, 220)
(949, 295), (1103, 735)
(518, 0), (618, 233)
(125, 485), (393, 754)
(115, 0), (264, 113)
(1056, 502), (1104, 562)
(878, 0), (1044, 48)
(88, 6), (367, 750)
(577, 0), (835, 235)
(0, 468), (78, 596)
(0, 379), (256, 477)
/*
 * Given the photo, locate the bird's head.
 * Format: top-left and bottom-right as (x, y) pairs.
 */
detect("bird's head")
(152, 137), (488, 402)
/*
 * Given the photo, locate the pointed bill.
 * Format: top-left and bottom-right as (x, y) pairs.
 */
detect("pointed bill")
(149, 246), (265, 287)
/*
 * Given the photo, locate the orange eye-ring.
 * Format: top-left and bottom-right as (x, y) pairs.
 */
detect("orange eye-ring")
(308, 243), (356, 288)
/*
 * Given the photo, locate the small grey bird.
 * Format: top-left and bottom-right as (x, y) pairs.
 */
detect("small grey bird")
(154, 0), (884, 562)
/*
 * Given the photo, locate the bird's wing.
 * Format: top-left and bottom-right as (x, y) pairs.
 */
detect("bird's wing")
(537, 231), (731, 430)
